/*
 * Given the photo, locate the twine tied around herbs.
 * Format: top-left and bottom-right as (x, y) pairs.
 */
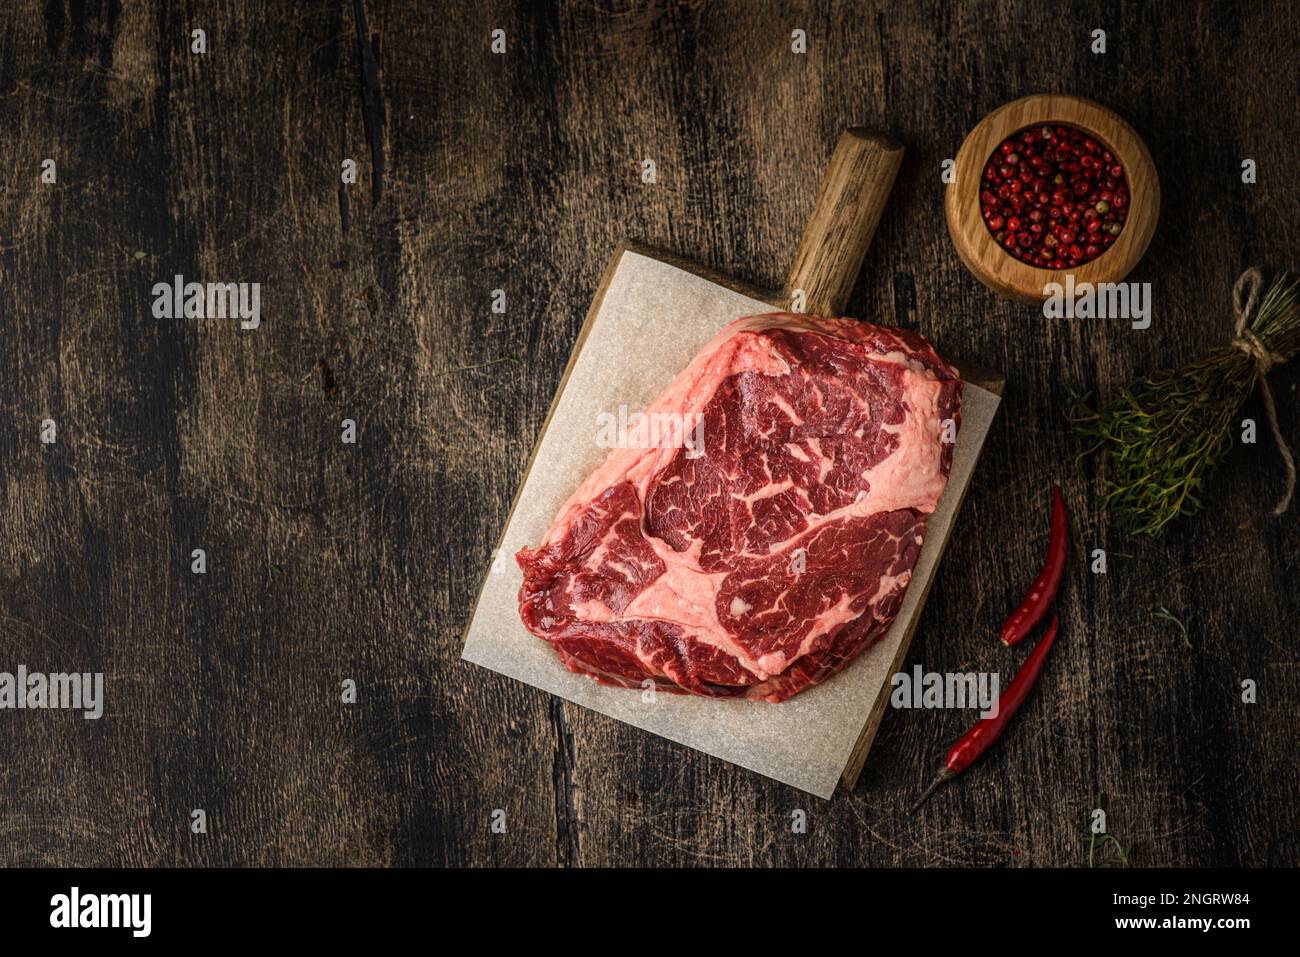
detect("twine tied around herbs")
(1231, 267), (1295, 516)
(1074, 269), (1299, 536)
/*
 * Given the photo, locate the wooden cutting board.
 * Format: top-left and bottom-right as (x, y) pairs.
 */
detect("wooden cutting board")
(462, 129), (1004, 798)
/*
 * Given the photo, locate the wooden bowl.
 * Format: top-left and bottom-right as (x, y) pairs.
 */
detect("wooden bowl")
(946, 94), (1159, 304)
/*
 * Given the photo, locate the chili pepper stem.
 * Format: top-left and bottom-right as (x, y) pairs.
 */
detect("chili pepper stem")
(909, 767), (956, 814)
(912, 615), (1061, 815)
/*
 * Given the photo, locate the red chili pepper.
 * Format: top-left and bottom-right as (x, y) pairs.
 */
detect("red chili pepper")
(1000, 485), (1068, 646)
(910, 615), (1059, 813)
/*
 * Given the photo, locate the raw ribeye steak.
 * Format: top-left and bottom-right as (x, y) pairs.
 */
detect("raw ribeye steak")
(516, 313), (963, 702)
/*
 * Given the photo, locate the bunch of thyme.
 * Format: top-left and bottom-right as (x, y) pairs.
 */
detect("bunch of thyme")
(1072, 271), (1299, 536)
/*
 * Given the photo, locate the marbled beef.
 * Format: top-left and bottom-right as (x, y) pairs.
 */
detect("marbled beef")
(517, 313), (962, 701)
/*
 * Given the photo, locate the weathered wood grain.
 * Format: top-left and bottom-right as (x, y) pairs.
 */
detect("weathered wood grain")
(0, 0), (1296, 867)
(783, 128), (902, 315)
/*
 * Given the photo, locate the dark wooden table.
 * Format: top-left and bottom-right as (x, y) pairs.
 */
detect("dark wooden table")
(2, 1), (1296, 867)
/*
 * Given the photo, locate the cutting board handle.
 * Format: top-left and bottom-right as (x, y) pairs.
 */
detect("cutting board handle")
(781, 128), (904, 316)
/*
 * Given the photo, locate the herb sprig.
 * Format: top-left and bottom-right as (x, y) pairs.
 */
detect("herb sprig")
(1083, 793), (1133, 868)
(1072, 272), (1300, 536)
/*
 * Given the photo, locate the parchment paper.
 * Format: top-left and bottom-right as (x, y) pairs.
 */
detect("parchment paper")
(462, 250), (1000, 798)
